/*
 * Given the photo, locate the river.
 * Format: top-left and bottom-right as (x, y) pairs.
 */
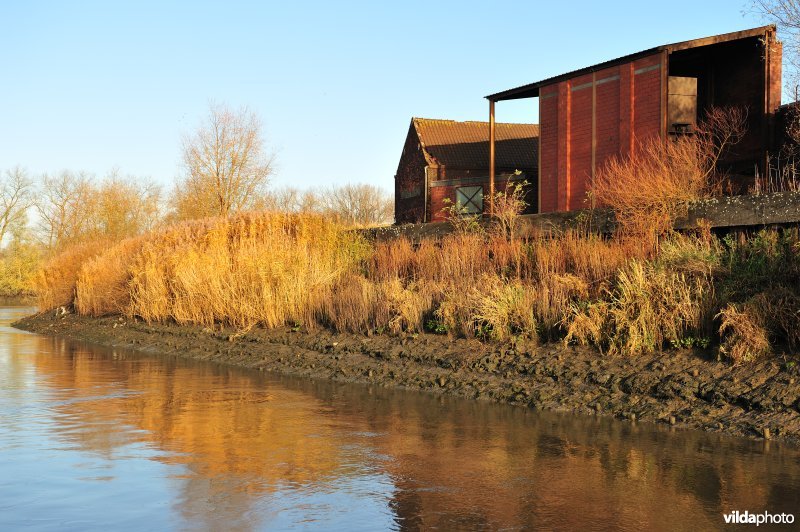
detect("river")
(1, 306), (798, 530)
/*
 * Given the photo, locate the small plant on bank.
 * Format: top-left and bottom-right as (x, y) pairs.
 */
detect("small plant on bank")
(440, 198), (484, 235)
(490, 173), (529, 241)
(424, 318), (448, 334)
(670, 336), (711, 350)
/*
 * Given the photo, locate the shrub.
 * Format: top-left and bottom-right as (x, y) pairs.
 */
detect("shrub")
(592, 107), (746, 241)
(440, 198), (483, 235)
(489, 176), (528, 241)
(0, 242), (41, 297)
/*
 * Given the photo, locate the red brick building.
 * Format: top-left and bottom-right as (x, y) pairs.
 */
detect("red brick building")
(487, 25), (783, 213)
(394, 118), (539, 223)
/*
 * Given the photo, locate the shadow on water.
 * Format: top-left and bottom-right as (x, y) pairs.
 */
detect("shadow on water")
(1, 306), (799, 530)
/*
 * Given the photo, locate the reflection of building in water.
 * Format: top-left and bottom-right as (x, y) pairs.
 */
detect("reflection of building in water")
(300, 384), (799, 530)
(22, 335), (800, 530)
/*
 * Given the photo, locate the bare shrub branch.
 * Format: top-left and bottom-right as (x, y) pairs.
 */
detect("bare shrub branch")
(590, 107), (746, 241)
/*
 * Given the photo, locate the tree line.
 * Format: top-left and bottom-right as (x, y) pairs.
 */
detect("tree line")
(2, 102), (392, 255)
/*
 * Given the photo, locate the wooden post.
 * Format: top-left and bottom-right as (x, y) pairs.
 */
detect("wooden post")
(489, 99), (496, 216)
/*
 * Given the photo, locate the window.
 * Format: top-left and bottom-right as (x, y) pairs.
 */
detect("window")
(456, 186), (483, 214)
(400, 185), (421, 199)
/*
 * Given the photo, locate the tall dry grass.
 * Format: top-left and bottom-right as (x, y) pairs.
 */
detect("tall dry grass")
(75, 236), (145, 316)
(563, 232), (719, 354)
(126, 213), (366, 329)
(35, 206), (800, 364)
(36, 239), (111, 310)
(44, 212), (368, 330)
(718, 302), (772, 363)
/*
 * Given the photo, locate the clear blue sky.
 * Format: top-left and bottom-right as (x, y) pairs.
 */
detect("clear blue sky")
(0, 1), (768, 193)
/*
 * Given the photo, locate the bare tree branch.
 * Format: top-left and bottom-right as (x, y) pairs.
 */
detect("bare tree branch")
(174, 102), (274, 220)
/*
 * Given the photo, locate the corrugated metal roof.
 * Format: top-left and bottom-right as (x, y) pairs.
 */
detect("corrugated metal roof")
(413, 118), (539, 169)
(486, 25), (776, 101)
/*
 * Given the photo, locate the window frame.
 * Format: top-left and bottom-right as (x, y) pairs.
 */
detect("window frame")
(455, 185), (484, 214)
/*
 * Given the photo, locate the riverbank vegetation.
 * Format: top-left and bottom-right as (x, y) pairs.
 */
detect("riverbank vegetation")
(34, 206), (800, 364)
(22, 105), (800, 364)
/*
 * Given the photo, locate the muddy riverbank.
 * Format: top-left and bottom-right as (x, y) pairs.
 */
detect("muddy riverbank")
(14, 310), (800, 445)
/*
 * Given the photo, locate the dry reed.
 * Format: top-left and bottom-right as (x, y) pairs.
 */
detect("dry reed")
(36, 239), (111, 311)
(75, 236), (145, 316)
(33, 207), (800, 364)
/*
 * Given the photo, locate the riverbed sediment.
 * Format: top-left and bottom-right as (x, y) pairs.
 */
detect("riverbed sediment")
(14, 310), (800, 445)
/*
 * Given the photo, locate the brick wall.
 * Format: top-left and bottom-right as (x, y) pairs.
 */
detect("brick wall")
(538, 53), (663, 213)
(394, 123), (428, 224)
(632, 54), (663, 142)
(568, 73), (593, 211)
(595, 65), (621, 201)
(428, 168), (536, 222)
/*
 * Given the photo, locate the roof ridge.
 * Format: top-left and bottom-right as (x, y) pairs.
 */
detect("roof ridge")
(413, 117), (538, 126)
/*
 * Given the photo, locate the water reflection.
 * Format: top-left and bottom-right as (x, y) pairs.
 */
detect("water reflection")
(1, 306), (799, 531)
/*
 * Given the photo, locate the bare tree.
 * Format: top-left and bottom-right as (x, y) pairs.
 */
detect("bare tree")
(322, 183), (393, 227)
(260, 184), (392, 226)
(36, 169), (164, 250)
(261, 186), (303, 212)
(262, 186), (326, 214)
(174, 103), (274, 220)
(0, 167), (33, 246)
(36, 170), (96, 250)
(94, 169), (162, 239)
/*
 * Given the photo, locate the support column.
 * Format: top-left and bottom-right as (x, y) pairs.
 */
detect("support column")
(489, 99), (496, 216)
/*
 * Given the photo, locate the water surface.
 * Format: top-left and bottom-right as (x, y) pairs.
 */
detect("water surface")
(1, 306), (798, 530)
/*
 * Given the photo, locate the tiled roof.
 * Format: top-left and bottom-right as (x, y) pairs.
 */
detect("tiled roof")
(413, 118), (539, 169)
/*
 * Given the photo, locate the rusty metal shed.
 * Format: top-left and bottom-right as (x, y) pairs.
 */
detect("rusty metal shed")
(485, 25), (783, 213)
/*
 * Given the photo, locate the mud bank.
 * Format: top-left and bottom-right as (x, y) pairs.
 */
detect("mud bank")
(14, 310), (800, 445)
